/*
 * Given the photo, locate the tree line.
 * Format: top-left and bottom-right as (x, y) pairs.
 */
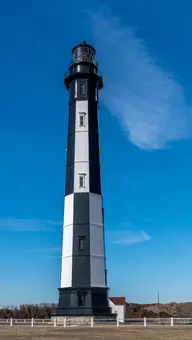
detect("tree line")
(0, 304), (57, 319)
(0, 303), (175, 319)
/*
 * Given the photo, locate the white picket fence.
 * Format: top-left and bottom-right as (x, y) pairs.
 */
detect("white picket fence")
(0, 317), (192, 328)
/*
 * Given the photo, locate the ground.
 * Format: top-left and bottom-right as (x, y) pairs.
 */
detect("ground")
(1, 327), (192, 340)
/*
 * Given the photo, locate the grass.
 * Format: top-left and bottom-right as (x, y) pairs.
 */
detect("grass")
(1, 327), (192, 340)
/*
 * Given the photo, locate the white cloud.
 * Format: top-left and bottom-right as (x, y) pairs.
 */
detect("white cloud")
(0, 218), (62, 231)
(109, 229), (151, 245)
(89, 10), (191, 150)
(175, 237), (192, 249)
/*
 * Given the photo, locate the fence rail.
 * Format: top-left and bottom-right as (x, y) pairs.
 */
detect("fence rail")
(1, 317), (192, 328)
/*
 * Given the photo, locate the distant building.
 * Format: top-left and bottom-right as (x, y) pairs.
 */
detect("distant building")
(109, 297), (126, 322)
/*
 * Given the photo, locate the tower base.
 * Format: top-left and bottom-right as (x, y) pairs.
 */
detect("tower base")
(54, 287), (112, 316)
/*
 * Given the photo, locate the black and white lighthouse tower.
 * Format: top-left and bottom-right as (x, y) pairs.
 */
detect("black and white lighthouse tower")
(56, 41), (111, 316)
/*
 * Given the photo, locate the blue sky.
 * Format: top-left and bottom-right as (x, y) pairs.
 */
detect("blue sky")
(1, 0), (192, 306)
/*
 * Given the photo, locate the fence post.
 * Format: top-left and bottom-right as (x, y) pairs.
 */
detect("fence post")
(31, 318), (34, 328)
(116, 315), (119, 327)
(144, 317), (147, 327)
(10, 318), (13, 327)
(91, 317), (94, 327)
(171, 317), (173, 327)
(63, 317), (67, 328)
(54, 318), (57, 327)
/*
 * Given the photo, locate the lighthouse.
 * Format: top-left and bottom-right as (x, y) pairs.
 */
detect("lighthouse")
(56, 41), (111, 316)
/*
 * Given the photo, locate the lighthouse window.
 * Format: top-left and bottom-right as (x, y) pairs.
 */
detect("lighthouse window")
(79, 112), (86, 127)
(77, 290), (86, 306)
(95, 88), (98, 101)
(79, 173), (85, 188)
(78, 81), (87, 96)
(79, 237), (85, 251)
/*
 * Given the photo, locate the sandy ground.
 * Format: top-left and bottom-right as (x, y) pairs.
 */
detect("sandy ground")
(1, 327), (192, 340)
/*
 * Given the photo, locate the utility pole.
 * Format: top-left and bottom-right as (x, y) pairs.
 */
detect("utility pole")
(157, 292), (160, 319)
